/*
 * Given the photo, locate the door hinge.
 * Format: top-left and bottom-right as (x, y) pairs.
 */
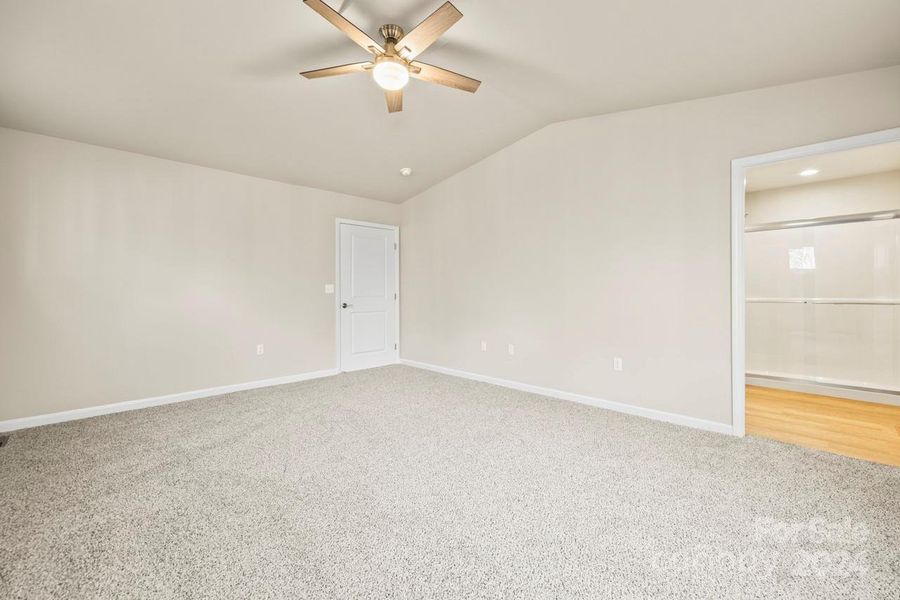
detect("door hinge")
(394, 293), (397, 300)
(394, 343), (398, 350)
(394, 242), (398, 250)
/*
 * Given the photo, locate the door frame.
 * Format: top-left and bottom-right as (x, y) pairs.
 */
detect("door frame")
(334, 218), (400, 372)
(730, 126), (900, 437)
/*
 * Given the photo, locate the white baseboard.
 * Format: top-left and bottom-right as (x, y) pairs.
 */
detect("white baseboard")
(3, 362), (734, 436)
(0, 368), (340, 433)
(400, 359), (735, 436)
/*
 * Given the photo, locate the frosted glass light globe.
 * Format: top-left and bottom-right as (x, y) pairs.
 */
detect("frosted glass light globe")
(373, 58), (409, 91)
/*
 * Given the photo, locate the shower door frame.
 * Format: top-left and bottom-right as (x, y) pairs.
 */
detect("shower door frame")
(730, 127), (900, 437)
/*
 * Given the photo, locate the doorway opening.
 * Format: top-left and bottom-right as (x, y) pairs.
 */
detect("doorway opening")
(731, 128), (900, 466)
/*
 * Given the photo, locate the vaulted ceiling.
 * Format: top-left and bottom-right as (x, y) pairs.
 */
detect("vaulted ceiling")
(2, 0), (899, 202)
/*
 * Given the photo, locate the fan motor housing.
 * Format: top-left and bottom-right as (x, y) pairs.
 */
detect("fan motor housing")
(379, 24), (404, 43)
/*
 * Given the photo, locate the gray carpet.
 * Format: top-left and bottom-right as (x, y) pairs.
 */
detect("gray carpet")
(1, 365), (897, 599)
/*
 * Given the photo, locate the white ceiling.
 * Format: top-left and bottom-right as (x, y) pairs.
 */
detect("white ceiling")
(2, 0), (899, 203)
(746, 141), (900, 191)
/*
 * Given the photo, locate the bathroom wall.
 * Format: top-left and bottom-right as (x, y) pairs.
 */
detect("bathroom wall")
(746, 171), (900, 395)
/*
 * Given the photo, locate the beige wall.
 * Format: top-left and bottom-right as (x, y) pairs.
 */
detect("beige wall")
(400, 66), (900, 426)
(747, 169), (900, 224)
(4, 67), (900, 427)
(0, 128), (399, 421)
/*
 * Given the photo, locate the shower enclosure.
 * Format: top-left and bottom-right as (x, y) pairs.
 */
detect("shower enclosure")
(745, 210), (900, 395)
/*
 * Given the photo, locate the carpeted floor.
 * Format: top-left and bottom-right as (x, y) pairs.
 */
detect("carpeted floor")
(1, 365), (897, 599)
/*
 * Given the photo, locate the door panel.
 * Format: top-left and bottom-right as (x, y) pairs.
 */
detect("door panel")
(351, 235), (387, 298)
(350, 312), (388, 354)
(339, 223), (397, 371)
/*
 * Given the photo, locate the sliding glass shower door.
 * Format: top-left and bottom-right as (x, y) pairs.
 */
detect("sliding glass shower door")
(745, 215), (900, 392)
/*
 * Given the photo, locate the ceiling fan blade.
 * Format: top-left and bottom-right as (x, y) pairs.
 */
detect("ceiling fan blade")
(302, 0), (385, 55)
(409, 61), (480, 93)
(396, 2), (462, 60)
(300, 61), (373, 79)
(385, 89), (403, 113)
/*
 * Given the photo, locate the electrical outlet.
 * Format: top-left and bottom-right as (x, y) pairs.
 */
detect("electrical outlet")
(257, 344), (265, 356)
(324, 284), (334, 294)
(481, 341), (487, 352)
(508, 344), (515, 356)
(613, 357), (623, 371)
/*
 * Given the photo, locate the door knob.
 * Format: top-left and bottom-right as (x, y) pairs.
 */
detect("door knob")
(342, 302), (352, 308)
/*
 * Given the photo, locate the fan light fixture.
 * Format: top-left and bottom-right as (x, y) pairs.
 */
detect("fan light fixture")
(373, 57), (409, 91)
(299, 1), (480, 113)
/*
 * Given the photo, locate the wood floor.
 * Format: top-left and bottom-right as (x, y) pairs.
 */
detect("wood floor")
(746, 385), (900, 467)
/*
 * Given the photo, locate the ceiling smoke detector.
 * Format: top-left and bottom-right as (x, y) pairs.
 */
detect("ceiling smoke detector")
(400, 167), (413, 177)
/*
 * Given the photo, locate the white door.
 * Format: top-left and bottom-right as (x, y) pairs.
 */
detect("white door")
(338, 222), (398, 371)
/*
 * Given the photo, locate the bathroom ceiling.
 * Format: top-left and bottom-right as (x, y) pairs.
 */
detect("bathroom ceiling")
(2, 0), (899, 202)
(747, 141), (900, 192)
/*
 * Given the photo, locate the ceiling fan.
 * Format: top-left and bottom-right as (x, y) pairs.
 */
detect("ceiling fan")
(299, 0), (481, 113)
